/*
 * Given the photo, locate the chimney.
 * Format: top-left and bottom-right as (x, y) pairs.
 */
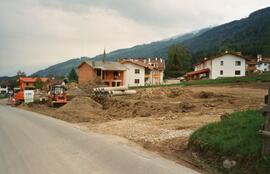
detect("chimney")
(160, 58), (163, 63)
(155, 57), (158, 61)
(148, 58), (151, 62)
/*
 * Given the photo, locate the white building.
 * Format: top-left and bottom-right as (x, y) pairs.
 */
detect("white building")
(120, 59), (165, 87)
(186, 52), (246, 80)
(0, 85), (8, 94)
(256, 55), (270, 72)
(120, 61), (146, 87)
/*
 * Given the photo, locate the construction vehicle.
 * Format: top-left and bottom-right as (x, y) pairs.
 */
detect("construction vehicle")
(10, 87), (35, 106)
(48, 85), (67, 107)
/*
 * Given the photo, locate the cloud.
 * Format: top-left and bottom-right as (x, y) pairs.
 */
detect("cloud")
(0, 0), (269, 75)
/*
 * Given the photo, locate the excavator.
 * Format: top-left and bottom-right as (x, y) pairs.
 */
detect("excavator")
(47, 85), (67, 107)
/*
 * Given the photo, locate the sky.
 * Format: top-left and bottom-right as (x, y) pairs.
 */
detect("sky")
(0, 0), (270, 76)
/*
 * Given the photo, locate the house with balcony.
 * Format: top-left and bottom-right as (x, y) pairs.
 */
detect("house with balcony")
(185, 52), (247, 80)
(78, 61), (127, 87)
(18, 77), (51, 91)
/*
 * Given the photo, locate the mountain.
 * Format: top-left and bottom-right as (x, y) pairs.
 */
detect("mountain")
(32, 29), (208, 76)
(32, 7), (270, 77)
(183, 7), (270, 62)
(92, 29), (209, 61)
(32, 57), (90, 77)
(0, 76), (10, 81)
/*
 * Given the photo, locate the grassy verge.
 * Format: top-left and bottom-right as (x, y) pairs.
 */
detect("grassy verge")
(189, 110), (270, 173)
(130, 72), (270, 89)
(181, 73), (270, 86)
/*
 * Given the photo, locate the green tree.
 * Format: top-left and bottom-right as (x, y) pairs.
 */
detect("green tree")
(68, 68), (78, 82)
(34, 78), (44, 90)
(165, 44), (192, 78)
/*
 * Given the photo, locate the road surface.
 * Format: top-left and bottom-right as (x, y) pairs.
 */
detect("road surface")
(0, 104), (200, 174)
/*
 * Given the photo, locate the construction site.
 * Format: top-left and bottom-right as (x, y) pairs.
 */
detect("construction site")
(15, 81), (267, 169)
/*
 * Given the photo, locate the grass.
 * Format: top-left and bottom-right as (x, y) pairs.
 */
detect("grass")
(130, 72), (270, 89)
(181, 72), (270, 86)
(189, 110), (270, 173)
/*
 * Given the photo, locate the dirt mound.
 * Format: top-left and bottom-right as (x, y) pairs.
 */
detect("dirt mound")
(136, 87), (194, 100)
(66, 87), (88, 100)
(103, 98), (179, 118)
(56, 96), (106, 123)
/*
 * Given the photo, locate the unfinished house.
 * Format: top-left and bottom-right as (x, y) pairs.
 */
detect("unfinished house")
(78, 61), (127, 87)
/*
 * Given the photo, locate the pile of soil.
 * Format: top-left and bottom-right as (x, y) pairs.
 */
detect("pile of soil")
(66, 87), (88, 100)
(56, 96), (106, 123)
(103, 98), (180, 118)
(136, 87), (194, 100)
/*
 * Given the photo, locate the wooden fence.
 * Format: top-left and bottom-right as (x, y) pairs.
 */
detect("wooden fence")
(260, 88), (270, 155)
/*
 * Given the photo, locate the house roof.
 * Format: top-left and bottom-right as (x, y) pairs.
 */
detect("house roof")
(18, 77), (50, 83)
(246, 59), (257, 65)
(194, 52), (250, 67)
(119, 60), (154, 69)
(185, 68), (210, 77)
(79, 61), (127, 71)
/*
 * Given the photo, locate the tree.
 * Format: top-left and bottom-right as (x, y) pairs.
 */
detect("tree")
(68, 68), (78, 82)
(17, 70), (27, 78)
(34, 78), (44, 90)
(165, 44), (192, 78)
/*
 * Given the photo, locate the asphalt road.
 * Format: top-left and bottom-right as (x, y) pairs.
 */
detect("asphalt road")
(0, 104), (200, 174)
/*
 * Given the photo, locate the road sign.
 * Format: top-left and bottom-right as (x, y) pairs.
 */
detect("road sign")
(24, 90), (34, 104)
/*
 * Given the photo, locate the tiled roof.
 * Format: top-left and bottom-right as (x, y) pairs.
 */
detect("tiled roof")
(194, 52), (251, 67)
(80, 61), (127, 71)
(185, 68), (210, 76)
(120, 60), (154, 69)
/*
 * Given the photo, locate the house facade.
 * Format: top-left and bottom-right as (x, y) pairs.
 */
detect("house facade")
(186, 52), (246, 80)
(78, 61), (127, 87)
(120, 61), (146, 87)
(0, 81), (8, 94)
(119, 58), (165, 86)
(18, 77), (50, 91)
(256, 55), (270, 72)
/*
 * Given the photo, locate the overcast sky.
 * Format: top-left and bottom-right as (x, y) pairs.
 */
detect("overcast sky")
(0, 0), (269, 76)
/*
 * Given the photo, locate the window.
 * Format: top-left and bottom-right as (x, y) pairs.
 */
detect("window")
(135, 69), (140, 74)
(265, 63), (267, 66)
(96, 69), (101, 76)
(114, 71), (119, 76)
(235, 61), (241, 66)
(264, 69), (267, 72)
(220, 61), (224, 66)
(220, 70), (223, 75)
(235, 70), (241, 75)
(134, 79), (140, 84)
